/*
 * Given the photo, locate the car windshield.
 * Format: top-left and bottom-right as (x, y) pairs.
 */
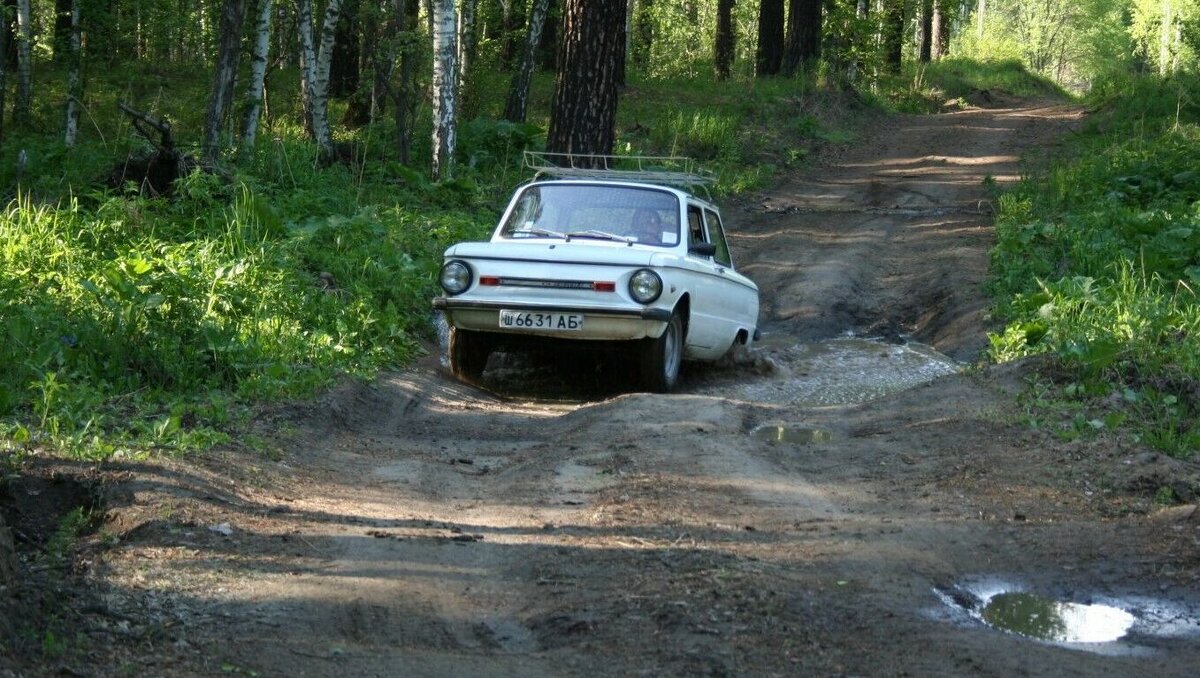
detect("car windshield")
(499, 184), (681, 247)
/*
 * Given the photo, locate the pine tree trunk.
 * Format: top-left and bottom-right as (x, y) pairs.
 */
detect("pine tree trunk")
(755, 0), (784, 76)
(545, 0), (624, 159)
(203, 0), (246, 163)
(782, 0), (821, 76)
(930, 0), (948, 60)
(431, 0), (457, 179)
(311, 0), (345, 160)
(14, 0), (30, 125)
(241, 0), (274, 154)
(714, 0), (734, 80)
(0, 2), (7, 141)
(504, 0), (550, 123)
(882, 0), (904, 74)
(393, 0), (419, 164)
(538, 0), (559, 70)
(918, 0), (932, 62)
(64, 0), (80, 146)
(330, 0), (359, 98)
(457, 0), (477, 98)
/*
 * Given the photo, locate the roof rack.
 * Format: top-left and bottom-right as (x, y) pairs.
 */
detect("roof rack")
(524, 151), (715, 197)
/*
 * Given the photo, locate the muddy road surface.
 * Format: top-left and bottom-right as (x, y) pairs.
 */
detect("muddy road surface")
(19, 103), (1200, 676)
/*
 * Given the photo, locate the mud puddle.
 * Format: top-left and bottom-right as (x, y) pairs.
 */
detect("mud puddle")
(731, 337), (962, 407)
(935, 579), (1200, 655)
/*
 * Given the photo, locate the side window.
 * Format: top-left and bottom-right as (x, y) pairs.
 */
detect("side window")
(687, 205), (707, 249)
(704, 209), (733, 267)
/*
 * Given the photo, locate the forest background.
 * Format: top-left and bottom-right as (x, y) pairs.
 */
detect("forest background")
(1, 0), (1199, 465)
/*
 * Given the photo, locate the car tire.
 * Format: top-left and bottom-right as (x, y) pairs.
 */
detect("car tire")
(449, 327), (492, 384)
(640, 310), (684, 392)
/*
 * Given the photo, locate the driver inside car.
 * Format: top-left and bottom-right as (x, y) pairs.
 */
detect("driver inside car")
(631, 209), (663, 244)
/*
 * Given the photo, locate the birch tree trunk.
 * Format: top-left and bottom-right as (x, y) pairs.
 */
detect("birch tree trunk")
(203, 0), (247, 163)
(64, 0), (80, 146)
(241, 0), (274, 153)
(976, 0), (985, 39)
(14, 0), (30, 125)
(298, 0), (318, 137)
(503, 0), (550, 122)
(311, 0), (345, 160)
(431, 0), (458, 180)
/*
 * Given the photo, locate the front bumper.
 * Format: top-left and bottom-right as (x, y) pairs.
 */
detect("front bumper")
(433, 298), (671, 340)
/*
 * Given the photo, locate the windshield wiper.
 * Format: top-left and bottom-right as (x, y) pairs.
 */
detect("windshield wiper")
(565, 230), (633, 243)
(512, 226), (567, 239)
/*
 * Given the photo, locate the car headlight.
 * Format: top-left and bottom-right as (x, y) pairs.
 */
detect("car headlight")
(628, 269), (662, 304)
(440, 260), (472, 295)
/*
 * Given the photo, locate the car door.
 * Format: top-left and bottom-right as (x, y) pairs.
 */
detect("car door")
(678, 203), (727, 351)
(701, 207), (757, 350)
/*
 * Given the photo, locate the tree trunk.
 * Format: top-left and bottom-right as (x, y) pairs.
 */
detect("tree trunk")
(755, 0), (784, 76)
(714, 0), (734, 80)
(457, 0), (477, 98)
(631, 0), (652, 68)
(1160, 0), (1173, 76)
(312, 0), (344, 160)
(976, 0), (984, 39)
(546, 0), (624, 159)
(504, 0), (551, 123)
(538, 0), (559, 69)
(3, 0), (14, 71)
(918, 0), (932, 63)
(241, 0), (274, 154)
(0, 1), (7, 140)
(856, 0), (867, 20)
(298, 0), (318, 136)
(54, 0), (71, 60)
(782, 0), (821, 76)
(882, 0), (904, 74)
(392, 0), (420, 164)
(203, 0), (247, 164)
(330, 0), (359, 98)
(431, 0), (457, 180)
(930, 0), (947, 60)
(14, 0), (30, 125)
(64, 0), (80, 146)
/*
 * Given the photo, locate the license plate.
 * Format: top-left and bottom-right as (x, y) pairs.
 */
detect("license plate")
(499, 310), (584, 331)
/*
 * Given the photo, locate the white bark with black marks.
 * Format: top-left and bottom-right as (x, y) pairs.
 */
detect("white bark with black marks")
(242, 0), (274, 153)
(431, 0), (458, 180)
(15, 0), (31, 124)
(311, 0), (344, 160)
(298, 0), (318, 137)
(64, 0), (81, 147)
(457, 0), (476, 98)
(504, 0), (550, 122)
(203, 0), (247, 163)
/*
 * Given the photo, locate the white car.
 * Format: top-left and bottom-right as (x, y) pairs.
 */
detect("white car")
(433, 157), (759, 392)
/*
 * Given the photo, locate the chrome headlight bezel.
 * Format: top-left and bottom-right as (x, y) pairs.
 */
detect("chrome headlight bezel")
(628, 268), (663, 304)
(439, 260), (473, 295)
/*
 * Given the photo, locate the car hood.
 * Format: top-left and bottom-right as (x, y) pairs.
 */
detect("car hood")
(444, 240), (664, 267)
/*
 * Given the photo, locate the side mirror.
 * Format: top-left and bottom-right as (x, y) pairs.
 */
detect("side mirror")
(689, 242), (717, 257)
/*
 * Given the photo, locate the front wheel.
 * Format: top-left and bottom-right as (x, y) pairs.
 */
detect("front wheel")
(639, 311), (684, 392)
(448, 327), (493, 384)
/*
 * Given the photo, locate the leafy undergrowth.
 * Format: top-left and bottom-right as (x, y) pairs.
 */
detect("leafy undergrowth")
(0, 57), (1064, 461)
(989, 74), (1200, 462)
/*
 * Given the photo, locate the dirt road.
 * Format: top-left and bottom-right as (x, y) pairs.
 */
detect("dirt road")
(14, 102), (1200, 676)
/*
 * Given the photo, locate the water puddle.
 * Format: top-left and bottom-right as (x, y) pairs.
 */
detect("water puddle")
(751, 425), (834, 444)
(735, 337), (962, 407)
(980, 592), (1134, 643)
(934, 578), (1200, 654)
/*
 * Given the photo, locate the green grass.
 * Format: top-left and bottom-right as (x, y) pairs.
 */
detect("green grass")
(988, 73), (1200, 461)
(0, 55), (1068, 460)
